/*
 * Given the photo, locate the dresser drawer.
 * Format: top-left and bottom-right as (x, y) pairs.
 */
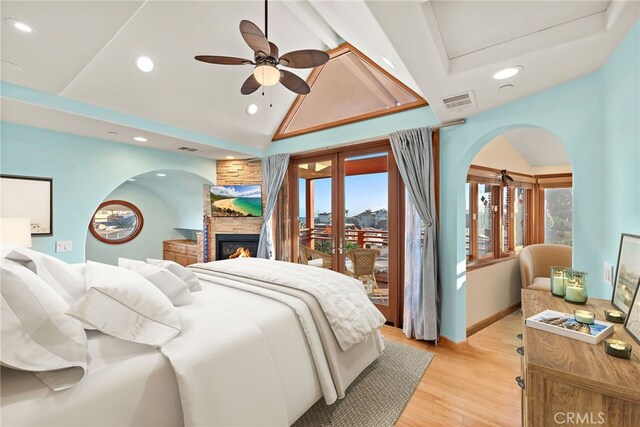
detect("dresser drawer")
(164, 243), (186, 254)
(186, 245), (198, 256)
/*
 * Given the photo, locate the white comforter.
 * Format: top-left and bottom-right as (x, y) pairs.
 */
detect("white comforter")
(191, 258), (386, 351)
(161, 259), (385, 427)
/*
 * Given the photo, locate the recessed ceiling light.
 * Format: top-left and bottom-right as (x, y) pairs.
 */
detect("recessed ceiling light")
(107, 131), (118, 135)
(156, 173), (166, 177)
(492, 66), (522, 80)
(246, 104), (258, 115)
(127, 178), (136, 182)
(225, 155), (235, 159)
(382, 56), (396, 70)
(499, 84), (514, 92)
(6, 19), (33, 33)
(133, 136), (147, 142)
(136, 56), (154, 73)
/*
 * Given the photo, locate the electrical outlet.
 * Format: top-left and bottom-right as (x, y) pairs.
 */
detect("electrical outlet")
(56, 240), (72, 253)
(604, 262), (613, 286)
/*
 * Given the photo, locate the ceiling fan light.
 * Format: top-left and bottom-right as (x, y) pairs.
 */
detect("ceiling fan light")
(253, 64), (280, 86)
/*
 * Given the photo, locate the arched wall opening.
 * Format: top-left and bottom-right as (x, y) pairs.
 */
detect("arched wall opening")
(462, 126), (573, 333)
(85, 169), (213, 265)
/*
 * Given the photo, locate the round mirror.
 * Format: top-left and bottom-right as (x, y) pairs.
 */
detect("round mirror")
(89, 200), (143, 244)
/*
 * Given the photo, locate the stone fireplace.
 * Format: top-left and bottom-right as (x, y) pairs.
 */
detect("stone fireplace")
(215, 234), (259, 260)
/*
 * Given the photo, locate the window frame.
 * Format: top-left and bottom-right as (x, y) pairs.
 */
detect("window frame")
(535, 174), (573, 245)
(89, 199), (144, 245)
(466, 165), (536, 269)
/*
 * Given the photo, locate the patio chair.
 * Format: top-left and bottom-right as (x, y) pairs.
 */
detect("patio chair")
(345, 248), (386, 303)
(298, 245), (332, 269)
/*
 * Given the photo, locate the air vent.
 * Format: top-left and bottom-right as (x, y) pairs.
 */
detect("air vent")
(178, 146), (198, 152)
(441, 91), (476, 112)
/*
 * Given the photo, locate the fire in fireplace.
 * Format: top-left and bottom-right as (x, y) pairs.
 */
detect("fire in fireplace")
(215, 234), (259, 261)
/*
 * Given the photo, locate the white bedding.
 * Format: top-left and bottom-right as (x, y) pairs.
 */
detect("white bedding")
(1, 276), (382, 426)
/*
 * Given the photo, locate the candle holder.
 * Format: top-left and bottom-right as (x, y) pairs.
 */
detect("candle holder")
(564, 270), (588, 304)
(550, 266), (572, 297)
(604, 309), (626, 324)
(574, 309), (595, 325)
(603, 339), (632, 359)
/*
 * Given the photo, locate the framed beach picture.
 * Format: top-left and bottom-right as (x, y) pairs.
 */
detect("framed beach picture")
(210, 185), (262, 217)
(0, 175), (53, 235)
(624, 285), (640, 345)
(612, 233), (640, 314)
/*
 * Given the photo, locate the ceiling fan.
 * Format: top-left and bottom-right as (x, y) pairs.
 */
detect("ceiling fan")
(195, 0), (330, 96)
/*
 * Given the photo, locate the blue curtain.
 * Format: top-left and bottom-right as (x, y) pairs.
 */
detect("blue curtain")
(390, 127), (440, 341)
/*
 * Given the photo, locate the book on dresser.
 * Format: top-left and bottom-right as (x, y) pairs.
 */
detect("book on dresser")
(525, 309), (614, 344)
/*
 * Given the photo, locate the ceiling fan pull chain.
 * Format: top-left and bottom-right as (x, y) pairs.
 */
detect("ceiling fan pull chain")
(270, 86), (273, 108)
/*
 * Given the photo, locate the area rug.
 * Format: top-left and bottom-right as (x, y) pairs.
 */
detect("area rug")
(293, 339), (434, 427)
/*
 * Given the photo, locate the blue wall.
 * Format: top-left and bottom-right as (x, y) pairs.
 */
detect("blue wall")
(269, 23), (640, 342)
(0, 123), (216, 262)
(2, 23), (637, 342)
(85, 182), (184, 265)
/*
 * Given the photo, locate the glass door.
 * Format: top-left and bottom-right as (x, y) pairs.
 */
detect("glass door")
(290, 143), (401, 323)
(293, 154), (339, 271)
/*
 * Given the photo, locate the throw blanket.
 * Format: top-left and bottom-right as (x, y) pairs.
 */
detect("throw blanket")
(190, 258), (386, 351)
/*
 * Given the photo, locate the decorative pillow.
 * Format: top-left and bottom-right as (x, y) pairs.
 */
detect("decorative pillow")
(5, 247), (85, 305)
(146, 258), (202, 292)
(118, 258), (192, 306)
(66, 261), (182, 346)
(1, 259), (87, 391)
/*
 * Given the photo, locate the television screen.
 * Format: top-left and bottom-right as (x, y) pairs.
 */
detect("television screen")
(210, 185), (263, 217)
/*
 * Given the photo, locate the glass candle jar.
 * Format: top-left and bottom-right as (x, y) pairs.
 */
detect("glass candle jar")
(564, 270), (588, 304)
(550, 266), (572, 297)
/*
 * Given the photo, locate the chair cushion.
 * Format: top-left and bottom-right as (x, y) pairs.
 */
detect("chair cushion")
(528, 277), (551, 291)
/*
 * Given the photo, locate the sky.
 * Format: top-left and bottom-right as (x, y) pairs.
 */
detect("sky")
(299, 172), (388, 218)
(211, 185), (261, 198)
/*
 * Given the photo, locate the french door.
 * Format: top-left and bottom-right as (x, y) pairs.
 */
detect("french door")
(289, 141), (403, 323)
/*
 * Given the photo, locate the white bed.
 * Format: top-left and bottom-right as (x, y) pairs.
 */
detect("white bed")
(1, 267), (384, 426)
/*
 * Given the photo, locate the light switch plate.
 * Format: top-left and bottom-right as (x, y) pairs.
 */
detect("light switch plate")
(56, 241), (72, 253)
(604, 262), (613, 285)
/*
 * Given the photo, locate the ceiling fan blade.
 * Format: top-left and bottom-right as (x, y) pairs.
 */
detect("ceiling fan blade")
(268, 42), (279, 59)
(280, 69), (310, 95)
(195, 55), (254, 65)
(239, 20), (270, 55)
(279, 49), (330, 68)
(241, 74), (261, 95)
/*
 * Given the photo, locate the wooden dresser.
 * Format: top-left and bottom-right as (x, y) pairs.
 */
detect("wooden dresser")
(520, 289), (640, 426)
(163, 239), (198, 267)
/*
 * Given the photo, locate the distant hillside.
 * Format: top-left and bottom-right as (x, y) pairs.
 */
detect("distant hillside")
(210, 193), (233, 202)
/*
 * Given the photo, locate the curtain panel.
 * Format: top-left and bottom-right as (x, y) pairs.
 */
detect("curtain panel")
(257, 154), (290, 259)
(274, 169), (292, 262)
(389, 127), (440, 341)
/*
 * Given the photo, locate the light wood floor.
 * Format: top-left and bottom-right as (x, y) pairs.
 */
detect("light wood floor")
(382, 312), (522, 427)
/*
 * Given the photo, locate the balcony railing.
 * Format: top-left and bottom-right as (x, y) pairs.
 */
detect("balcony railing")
(299, 227), (388, 249)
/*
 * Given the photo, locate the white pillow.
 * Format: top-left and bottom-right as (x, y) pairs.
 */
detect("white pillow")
(5, 247), (85, 305)
(66, 261), (182, 346)
(146, 258), (202, 292)
(1, 259), (87, 391)
(118, 258), (192, 306)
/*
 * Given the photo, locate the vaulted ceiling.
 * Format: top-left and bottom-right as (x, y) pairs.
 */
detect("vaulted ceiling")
(1, 1), (638, 158)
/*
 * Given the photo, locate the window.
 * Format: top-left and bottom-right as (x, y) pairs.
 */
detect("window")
(466, 168), (534, 265)
(476, 183), (496, 259)
(89, 200), (143, 244)
(544, 188), (573, 246)
(514, 187), (527, 248)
